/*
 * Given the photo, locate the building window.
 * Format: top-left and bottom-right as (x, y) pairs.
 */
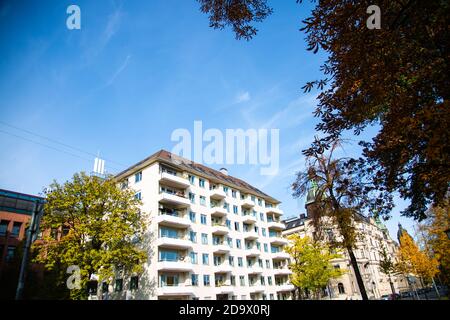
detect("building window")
(190, 231), (197, 243)
(200, 196), (206, 206)
(264, 243), (268, 252)
(262, 228), (266, 237)
(11, 222), (21, 237)
(135, 171), (142, 183)
(232, 190), (237, 198)
(130, 276), (139, 290)
(134, 192), (142, 200)
(201, 233), (208, 245)
(260, 212), (264, 221)
(268, 276), (273, 285)
(236, 239), (241, 249)
(266, 260), (270, 268)
(256, 242), (261, 250)
(189, 175), (195, 185)
(226, 220), (231, 229)
(190, 252), (198, 264)
(231, 276), (236, 286)
(239, 276), (245, 286)
(189, 193), (195, 204)
(233, 205), (238, 214)
(0, 221), (8, 237)
(251, 195), (256, 202)
(115, 279), (123, 292)
(189, 211), (196, 223)
(6, 246), (15, 262)
(201, 214), (207, 225)
(199, 179), (205, 188)
(191, 274), (199, 286)
(223, 186), (229, 194)
(258, 199), (262, 206)
(270, 294), (274, 300)
(338, 283), (345, 294)
(202, 253), (209, 265)
(223, 202), (230, 212)
(227, 237), (233, 247)
(203, 275), (210, 286)
(238, 257), (243, 267)
(234, 222), (240, 231)
(261, 276), (266, 285)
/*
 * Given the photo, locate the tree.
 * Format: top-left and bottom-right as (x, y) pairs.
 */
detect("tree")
(397, 232), (439, 289)
(378, 243), (398, 295)
(292, 139), (393, 300)
(197, 0), (450, 221)
(32, 172), (148, 299)
(416, 199), (450, 286)
(285, 234), (345, 300)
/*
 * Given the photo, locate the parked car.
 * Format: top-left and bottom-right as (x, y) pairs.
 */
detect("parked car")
(380, 294), (390, 300)
(380, 293), (401, 300)
(401, 291), (413, 298)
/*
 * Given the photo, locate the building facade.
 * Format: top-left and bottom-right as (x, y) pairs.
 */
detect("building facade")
(283, 213), (409, 300)
(108, 150), (294, 300)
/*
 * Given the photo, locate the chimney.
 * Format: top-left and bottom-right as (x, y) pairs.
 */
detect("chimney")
(219, 168), (228, 176)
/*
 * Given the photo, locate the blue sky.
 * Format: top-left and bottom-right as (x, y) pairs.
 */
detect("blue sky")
(0, 0), (416, 239)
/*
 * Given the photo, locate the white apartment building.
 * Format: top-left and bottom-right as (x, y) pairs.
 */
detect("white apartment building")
(110, 150), (294, 300)
(283, 213), (409, 300)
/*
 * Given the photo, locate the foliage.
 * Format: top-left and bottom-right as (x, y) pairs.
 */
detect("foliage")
(285, 234), (345, 299)
(32, 172), (148, 299)
(197, 0), (273, 40)
(397, 232), (439, 284)
(197, 0), (450, 221)
(378, 242), (400, 294)
(417, 199), (450, 285)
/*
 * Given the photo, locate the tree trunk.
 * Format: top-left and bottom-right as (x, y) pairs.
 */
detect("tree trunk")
(389, 276), (396, 295)
(347, 246), (368, 300)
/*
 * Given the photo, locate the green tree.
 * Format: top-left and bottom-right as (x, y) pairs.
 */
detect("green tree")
(197, 0), (450, 221)
(285, 234), (345, 300)
(32, 172), (148, 300)
(378, 243), (398, 295)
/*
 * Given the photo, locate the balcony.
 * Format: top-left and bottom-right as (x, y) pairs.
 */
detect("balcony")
(215, 285), (234, 294)
(269, 236), (288, 246)
(243, 230), (259, 240)
(249, 285), (265, 293)
(276, 284), (295, 292)
(273, 267), (292, 275)
(156, 212), (191, 228)
(272, 251), (290, 260)
(210, 187), (226, 200)
(266, 206), (283, 216)
(247, 266), (263, 274)
(245, 247), (260, 257)
(211, 223), (229, 235)
(214, 263), (233, 273)
(157, 285), (195, 296)
(213, 244), (231, 254)
(267, 221), (286, 231)
(241, 198), (255, 209)
(158, 192), (190, 207)
(156, 236), (192, 249)
(242, 212), (257, 224)
(159, 172), (190, 189)
(157, 260), (193, 272)
(210, 206), (228, 217)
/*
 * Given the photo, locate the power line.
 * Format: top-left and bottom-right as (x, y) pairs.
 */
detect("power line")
(0, 129), (123, 173)
(0, 120), (128, 168)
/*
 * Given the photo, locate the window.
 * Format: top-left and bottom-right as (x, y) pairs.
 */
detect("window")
(0, 221), (8, 236)
(234, 222), (240, 231)
(227, 237), (233, 247)
(135, 192), (142, 200)
(201, 214), (207, 225)
(200, 196), (206, 206)
(265, 260), (270, 268)
(260, 276), (265, 285)
(233, 205), (238, 214)
(189, 231), (197, 243)
(251, 195), (255, 202)
(258, 199), (262, 206)
(232, 190), (237, 198)
(239, 276), (245, 286)
(201, 233), (208, 245)
(11, 222), (21, 237)
(202, 253), (209, 265)
(338, 283), (345, 294)
(188, 175), (195, 185)
(160, 274), (179, 287)
(160, 227), (179, 239)
(199, 178), (205, 188)
(268, 276), (273, 285)
(115, 279), (123, 292)
(190, 252), (198, 264)
(159, 249), (179, 261)
(135, 171), (142, 183)
(258, 259), (263, 268)
(270, 294), (274, 300)
(191, 274), (199, 286)
(262, 228), (266, 237)
(228, 256), (234, 266)
(264, 243), (268, 252)
(223, 202), (230, 212)
(334, 264), (340, 269)
(223, 186), (229, 194)
(203, 275), (210, 286)
(238, 257), (243, 267)
(189, 193), (195, 204)
(236, 239), (241, 249)
(130, 276), (139, 290)
(6, 246), (15, 262)
(189, 211), (196, 223)
(226, 220), (231, 229)
(260, 212), (264, 221)
(231, 276), (236, 286)
(256, 242), (261, 250)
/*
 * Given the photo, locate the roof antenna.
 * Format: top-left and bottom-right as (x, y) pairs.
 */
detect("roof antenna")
(93, 151), (105, 176)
